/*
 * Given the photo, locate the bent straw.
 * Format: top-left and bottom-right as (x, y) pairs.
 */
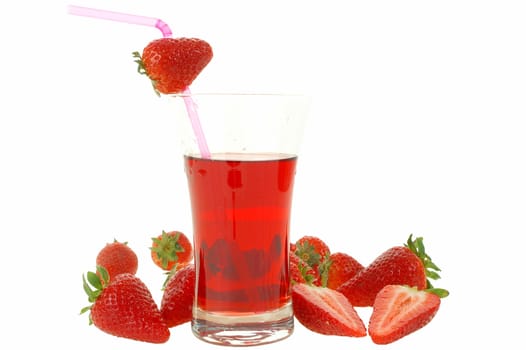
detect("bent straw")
(67, 5), (211, 159)
(67, 5), (173, 37)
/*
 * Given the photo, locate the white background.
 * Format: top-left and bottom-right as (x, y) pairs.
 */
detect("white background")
(1, 0), (525, 349)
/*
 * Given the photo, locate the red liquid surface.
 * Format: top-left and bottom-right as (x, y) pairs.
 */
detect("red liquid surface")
(185, 153), (297, 314)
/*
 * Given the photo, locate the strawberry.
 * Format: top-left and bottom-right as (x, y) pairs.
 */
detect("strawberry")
(326, 252), (364, 290)
(160, 264), (196, 328)
(292, 283), (366, 337)
(368, 285), (445, 344)
(133, 37), (213, 95)
(294, 235), (331, 271)
(338, 235), (442, 307)
(81, 268), (170, 343)
(151, 230), (193, 271)
(290, 252), (319, 285)
(95, 239), (138, 283)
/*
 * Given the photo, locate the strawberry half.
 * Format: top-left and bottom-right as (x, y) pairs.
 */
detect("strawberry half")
(133, 37), (213, 95)
(292, 283), (366, 337)
(368, 285), (442, 344)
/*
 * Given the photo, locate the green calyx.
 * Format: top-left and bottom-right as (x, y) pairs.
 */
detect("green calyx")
(295, 241), (322, 268)
(316, 253), (332, 288)
(405, 234), (449, 298)
(151, 231), (186, 270)
(80, 266), (109, 324)
(132, 51), (147, 75)
(132, 51), (160, 97)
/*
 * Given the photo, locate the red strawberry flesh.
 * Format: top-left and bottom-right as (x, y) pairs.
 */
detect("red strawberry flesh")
(368, 285), (441, 344)
(292, 283), (366, 337)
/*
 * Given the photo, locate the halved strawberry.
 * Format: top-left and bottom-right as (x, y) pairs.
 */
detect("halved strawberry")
(133, 37), (213, 95)
(292, 283), (366, 337)
(368, 285), (444, 344)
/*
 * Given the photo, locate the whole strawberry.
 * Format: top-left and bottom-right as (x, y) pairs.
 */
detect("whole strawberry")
(160, 264), (196, 328)
(326, 252), (364, 290)
(290, 252), (319, 285)
(133, 37), (213, 95)
(150, 230), (193, 271)
(95, 239), (138, 283)
(337, 235), (442, 307)
(294, 235), (331, 270)
(81, 268), (170, 343)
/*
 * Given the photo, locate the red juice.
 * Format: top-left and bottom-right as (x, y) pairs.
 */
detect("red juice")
(185, 153), (297, 314)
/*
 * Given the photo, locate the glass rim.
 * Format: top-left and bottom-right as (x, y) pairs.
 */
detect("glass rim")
(164, 92), (310, 98)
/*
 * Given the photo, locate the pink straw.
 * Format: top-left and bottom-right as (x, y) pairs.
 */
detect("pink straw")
(67, 4), (211, 159)
(67, 5), (173, 37)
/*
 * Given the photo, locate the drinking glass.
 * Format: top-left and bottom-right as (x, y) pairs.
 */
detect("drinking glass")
(170, 93), (309, 346)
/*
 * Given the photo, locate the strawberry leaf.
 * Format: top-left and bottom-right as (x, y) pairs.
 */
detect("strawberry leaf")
(87, 271), (102, 290)
(132, 51), (147, 75)
(96, 265), (110, 285)
(426, 287), (450, 298)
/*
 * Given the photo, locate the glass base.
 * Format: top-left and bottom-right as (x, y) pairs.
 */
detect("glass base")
(192, 303), (294, 346)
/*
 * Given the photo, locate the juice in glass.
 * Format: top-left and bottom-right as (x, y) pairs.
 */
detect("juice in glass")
(185, 153), (296, 314)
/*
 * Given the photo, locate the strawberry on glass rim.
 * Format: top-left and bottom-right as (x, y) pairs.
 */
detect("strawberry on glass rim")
(133, 37), (213, 95)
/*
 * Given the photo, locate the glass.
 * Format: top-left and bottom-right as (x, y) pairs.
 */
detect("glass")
(170, 93), (309, 346)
